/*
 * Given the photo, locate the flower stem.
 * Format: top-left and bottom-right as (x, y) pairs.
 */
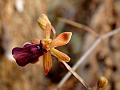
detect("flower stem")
(61, 61), (91, 90)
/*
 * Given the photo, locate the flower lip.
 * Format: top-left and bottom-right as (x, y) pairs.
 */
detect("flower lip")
(12, 42), (47, 66)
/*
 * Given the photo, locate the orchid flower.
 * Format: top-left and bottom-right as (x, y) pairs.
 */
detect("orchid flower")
(12, 14), (72, 75)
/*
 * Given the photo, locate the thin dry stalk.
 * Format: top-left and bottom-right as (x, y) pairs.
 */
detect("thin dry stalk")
(62, 61), (91, 89)
(51, 26), (56, 38)
(59, 18), (98, 37)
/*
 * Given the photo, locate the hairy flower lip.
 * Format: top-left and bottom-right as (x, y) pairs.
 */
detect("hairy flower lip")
(12, 42), (47, 66)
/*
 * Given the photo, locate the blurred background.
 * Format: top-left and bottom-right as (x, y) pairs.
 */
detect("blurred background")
(0, 0), (120, 90)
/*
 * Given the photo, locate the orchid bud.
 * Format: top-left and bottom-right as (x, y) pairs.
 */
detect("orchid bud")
(97, 76), (108, 89)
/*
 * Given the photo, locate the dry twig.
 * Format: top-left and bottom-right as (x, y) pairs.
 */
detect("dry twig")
(62, 61), (90, 89)
(59, 18), (98, 37)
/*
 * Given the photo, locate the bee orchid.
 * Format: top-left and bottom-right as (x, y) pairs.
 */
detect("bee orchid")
(12, 14), (72, 75)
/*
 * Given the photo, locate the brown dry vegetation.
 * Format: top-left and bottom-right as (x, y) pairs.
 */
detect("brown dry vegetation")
(0, 0), (120, 90)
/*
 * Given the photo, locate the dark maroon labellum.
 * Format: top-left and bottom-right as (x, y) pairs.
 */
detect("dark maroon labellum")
(12, 41), (47, 66)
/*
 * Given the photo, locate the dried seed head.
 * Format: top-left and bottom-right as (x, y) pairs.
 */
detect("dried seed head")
(37, 14), (51, 30)
(97, 76), (108, 88)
